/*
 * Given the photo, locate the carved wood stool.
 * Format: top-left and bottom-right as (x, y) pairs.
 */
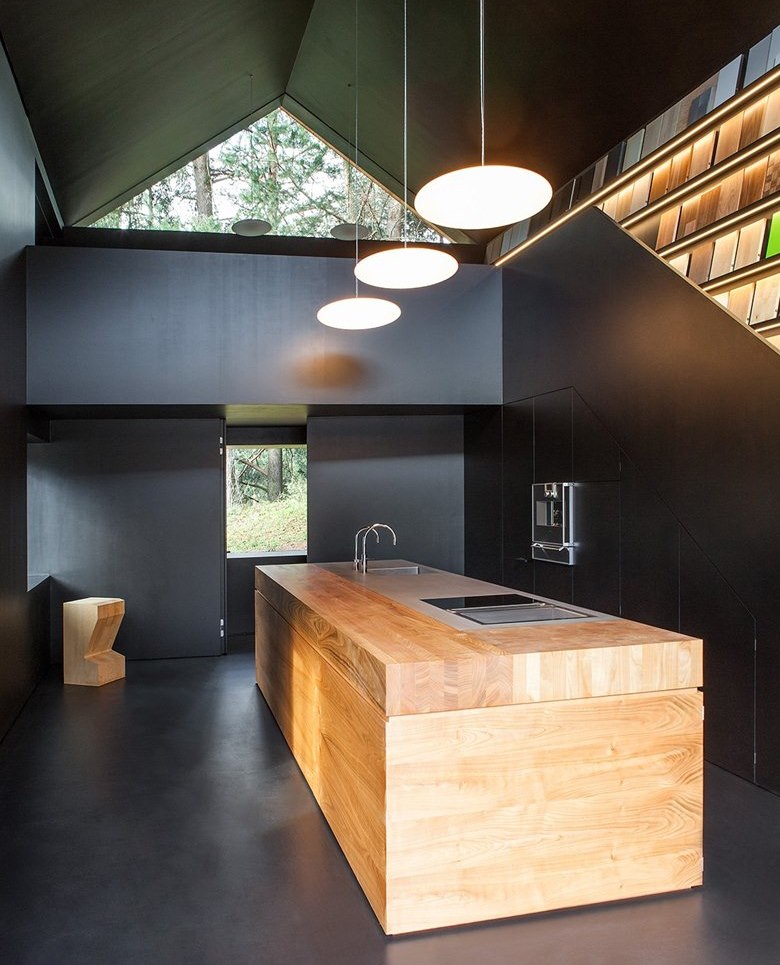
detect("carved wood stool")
(63, 598), (126, 686)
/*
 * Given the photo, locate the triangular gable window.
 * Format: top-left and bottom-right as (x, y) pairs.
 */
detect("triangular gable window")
(93, 108), (442, 242)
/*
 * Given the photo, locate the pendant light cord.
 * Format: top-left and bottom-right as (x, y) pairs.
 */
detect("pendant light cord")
(403, 0), (408, 247)
(480, 0), (485, 166)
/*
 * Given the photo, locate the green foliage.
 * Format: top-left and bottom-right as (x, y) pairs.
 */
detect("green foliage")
(227, 446), (305, 506)
(226, 446), (307, 552)
(226, 492), (307, 553)
(93, 108), (441, 242)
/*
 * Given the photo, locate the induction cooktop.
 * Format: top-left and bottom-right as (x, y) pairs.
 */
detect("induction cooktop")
(422, 594), (585, 625)
(423, 594), (532, 610)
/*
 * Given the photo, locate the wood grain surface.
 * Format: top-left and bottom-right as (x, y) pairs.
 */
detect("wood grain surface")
(714, 114), (743, 164)
(254, 566), (704, 934)
(385, 690), (703, 932)
(256, 565), (702, 716)
(62, 597), (125, 686)
(255, 593), (387, 926)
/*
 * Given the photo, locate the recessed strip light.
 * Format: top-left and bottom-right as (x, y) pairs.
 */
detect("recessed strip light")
(701, 254), (780, 295)
(752, 314), (780, 333)
(494, 65), (780, 267)
(621, 128), (780, 231)
(659, 190), (780, 258)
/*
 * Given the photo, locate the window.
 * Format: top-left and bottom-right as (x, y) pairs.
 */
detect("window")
(92, 108), (443, 243)
(226, 446), (307, 553)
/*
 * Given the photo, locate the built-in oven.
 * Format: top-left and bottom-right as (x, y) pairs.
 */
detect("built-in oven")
(531, 482), (575, 565)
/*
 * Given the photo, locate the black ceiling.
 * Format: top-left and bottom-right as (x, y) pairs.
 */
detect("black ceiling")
(1, 0), (779, 228)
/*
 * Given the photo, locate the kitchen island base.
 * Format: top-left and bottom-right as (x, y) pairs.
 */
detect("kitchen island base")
(255, 566), (703, 935)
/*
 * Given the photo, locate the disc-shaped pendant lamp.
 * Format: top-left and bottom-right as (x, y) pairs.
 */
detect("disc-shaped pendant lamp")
(354, 246), (457, 289)
(330, 222), (371, 241)
(317, 296), (401, 329)
(354, 0), (458, 290)
(231, 218), (271, 237)
(317, 0), (401, 329)
(414, 0), (552, 230)
(415, 165), (552, 230)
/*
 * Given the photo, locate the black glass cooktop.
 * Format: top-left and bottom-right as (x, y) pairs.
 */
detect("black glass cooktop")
(422, 594), (585, 625)
(422, 594), (532, 610)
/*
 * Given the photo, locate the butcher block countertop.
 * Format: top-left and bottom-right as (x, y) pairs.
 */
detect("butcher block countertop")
(255, 561), (702, 717)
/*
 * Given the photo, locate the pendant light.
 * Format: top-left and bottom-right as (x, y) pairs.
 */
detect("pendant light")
(330, 222), (370, 241)
(414, 0), (552, 230)
(354, 0), (458, 290)
(317, 296), (400, 329)
(317, 0), (400, 329)
(232, 218), (271, 237)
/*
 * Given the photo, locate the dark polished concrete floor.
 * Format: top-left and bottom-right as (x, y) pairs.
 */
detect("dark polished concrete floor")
(1, 652), (779, 965)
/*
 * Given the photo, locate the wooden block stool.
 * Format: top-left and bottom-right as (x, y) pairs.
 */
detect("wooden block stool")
(63, 598), (126, 686)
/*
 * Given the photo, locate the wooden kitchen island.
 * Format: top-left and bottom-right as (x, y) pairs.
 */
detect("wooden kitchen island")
(254, 561), (703, 935)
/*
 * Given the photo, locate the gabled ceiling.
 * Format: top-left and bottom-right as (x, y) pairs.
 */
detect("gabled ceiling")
(1, 0), (779, 228)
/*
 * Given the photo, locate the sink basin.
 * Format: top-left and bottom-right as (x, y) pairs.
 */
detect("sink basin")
(318, 560), (431, 578)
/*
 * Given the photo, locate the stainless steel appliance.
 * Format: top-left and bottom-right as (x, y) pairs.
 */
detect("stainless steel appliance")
(531, 482), (575, 565)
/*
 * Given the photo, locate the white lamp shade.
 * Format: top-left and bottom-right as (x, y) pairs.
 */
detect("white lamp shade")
(414, 164), (553, 230)
(231, 218), (271, 236)
(316, 296), (401, 330)
(330, 222), (371, 241)
(354, 247), (458, 289)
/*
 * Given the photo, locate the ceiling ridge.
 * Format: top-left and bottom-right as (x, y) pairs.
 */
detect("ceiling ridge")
(283, 0), (323, 96)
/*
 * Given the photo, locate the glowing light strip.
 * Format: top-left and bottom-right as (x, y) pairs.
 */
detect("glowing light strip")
(621, 128), (780, 230)
(658, 190), (780, 257)
(752, 315), (780, 333)
(701, 253), (780, 294)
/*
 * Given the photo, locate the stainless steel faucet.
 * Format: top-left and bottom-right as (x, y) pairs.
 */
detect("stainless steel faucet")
(353, 525), (378, 570)
(356, 522), (397, 573)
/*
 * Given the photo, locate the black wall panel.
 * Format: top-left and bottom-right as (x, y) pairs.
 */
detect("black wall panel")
(503, 208), (779, 791)
(463, 408), (503, 585)
(226, 552), (305, 641)
(679, 532), (755, 781)
(0, 48), (37, 736)
(26, 247), (501, 407)
(572, 481), (620, 615)
(307, 415), (464, 573)
(500, 400), (534, 593)
(756, 621), (780, 791)
(572, 396), (621, 615)
(28, 420), (225, 660)
(572, 393), (620, 483)
(26, 577), (51, 685)
(529, 390), (575, 603)
(532, 389), (573, 484)
(619, 458), (680, 632)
